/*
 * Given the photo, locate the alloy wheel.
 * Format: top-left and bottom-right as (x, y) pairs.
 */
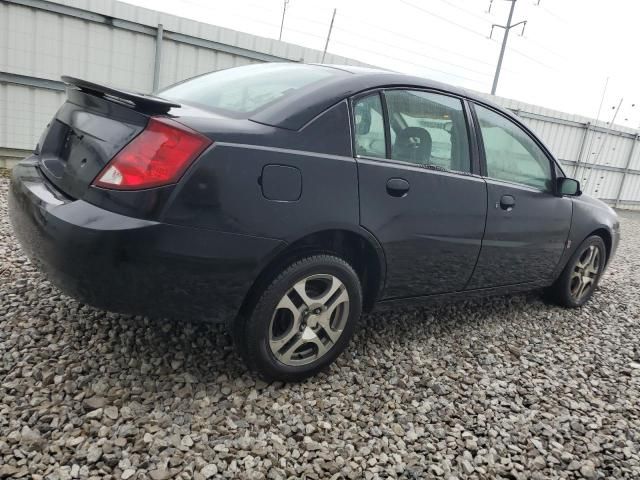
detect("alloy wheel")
(269, 274), (350, 366)
(569, 245), (601, 301)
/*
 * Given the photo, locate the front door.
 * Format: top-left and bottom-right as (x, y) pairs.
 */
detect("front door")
(353, 90), (487, 299)
(466, 103), (572, 289)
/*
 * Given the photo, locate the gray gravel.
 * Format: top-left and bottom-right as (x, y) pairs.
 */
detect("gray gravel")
(1, 174), (639, 480)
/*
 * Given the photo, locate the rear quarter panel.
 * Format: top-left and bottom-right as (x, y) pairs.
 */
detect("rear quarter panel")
(163, 101), (360, 242)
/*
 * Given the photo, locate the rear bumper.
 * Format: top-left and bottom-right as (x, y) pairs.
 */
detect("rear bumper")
(8, 157), (285, 322)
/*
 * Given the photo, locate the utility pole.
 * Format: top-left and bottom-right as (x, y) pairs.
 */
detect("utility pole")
(321, 8), (337, 63)
(490, 0), (527, 95)
(278, 0), (290, 41)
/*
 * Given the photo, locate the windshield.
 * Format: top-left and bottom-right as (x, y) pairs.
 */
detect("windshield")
(159, 63), (340, 116)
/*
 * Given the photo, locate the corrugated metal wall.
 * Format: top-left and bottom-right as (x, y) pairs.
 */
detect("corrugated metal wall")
(1, 0), (639, 209)
(0, 0), (367, 152)
(0, 83), (65, 151)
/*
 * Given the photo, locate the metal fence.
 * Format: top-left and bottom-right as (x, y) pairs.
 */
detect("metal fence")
(1, 0), (639, 210)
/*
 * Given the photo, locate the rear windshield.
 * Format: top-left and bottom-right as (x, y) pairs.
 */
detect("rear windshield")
(159, 63), (339, 116)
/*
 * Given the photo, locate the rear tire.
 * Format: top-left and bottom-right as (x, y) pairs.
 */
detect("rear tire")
(546, 235), (606, 308)
(233, 254), (362, 382)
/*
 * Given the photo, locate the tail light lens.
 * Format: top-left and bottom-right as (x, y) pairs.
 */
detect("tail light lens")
(93, 117), (212, 190)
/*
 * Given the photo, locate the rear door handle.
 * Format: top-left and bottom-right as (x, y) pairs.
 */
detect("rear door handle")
(499, 194), (516, 211)
(386, 178), (410, 197)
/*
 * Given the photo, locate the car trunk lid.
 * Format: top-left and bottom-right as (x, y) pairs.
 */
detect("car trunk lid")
(38, 77), (181, 199)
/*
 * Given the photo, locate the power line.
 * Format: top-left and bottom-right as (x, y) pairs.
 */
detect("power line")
(516, 35), (568, 61)
(310, 9), (527, 80)
(231, 0), (279, 14)
(335, 12), (498, 68)
(179, 0), (280, 29)
(303, 2), (553, 83)
(281, 6), (516, 76)
(285, 13), (334, 27)
(398, 0), (553, 72)
(285, 1), (336, 16)
(181, 0), (274, 15)
(208, 0), (526, 77)
(331, 38), (488, 87)
(433, 0), (494, 25)
(398, 0), (491, 39)
(330, 25), (494, 78)
(537, 3), (569, 24)
(283, 26), (326, 40)
(179, 0), (540, 89)
(584, 96), (623, 189)
(576, 77), (608, 180)
(507, 46), (554, 70)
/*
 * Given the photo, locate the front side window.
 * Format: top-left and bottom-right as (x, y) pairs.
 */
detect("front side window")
(385, 90), (471, 173)
(474, 104), (552, 191)
(353, 93), (386, 159)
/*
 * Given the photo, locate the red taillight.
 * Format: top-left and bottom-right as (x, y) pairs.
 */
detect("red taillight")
(93, 117), (212, 190)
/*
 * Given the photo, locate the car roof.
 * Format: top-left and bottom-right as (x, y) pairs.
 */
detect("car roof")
(250, 63), (509, 130)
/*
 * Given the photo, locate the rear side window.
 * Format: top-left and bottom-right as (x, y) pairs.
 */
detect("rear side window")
(160, 64), (338, 116)
(385, 90), (471, 173)
(353, 94), (386, 159)
(474, 104), (552, 191)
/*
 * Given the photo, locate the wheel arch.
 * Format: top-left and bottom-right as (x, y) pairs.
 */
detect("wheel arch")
(239, 227), (386, 320)
(589, 227), (612, 263)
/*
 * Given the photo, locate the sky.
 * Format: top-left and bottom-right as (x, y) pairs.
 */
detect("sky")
(123, 0), (640, 129)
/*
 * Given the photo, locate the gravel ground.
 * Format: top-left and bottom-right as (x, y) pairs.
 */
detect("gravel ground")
(1, 174), (639, 480)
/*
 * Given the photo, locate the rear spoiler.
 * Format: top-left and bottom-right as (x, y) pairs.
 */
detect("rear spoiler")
(61, 76), (180, 115)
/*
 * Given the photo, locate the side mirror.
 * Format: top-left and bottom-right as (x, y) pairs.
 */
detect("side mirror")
(557, 177), (581, 196)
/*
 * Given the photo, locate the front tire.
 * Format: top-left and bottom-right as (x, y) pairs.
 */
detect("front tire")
(547, 235), (606, 308)
(234, 255), (363, 382)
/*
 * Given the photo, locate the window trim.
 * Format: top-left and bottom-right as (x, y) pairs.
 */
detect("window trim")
(350, 87), (481, 177)
(379, 90), (392, 160)
(350, 89), (387, 161)
(462, 98), (483, 176)
(470, 101), (559, 194)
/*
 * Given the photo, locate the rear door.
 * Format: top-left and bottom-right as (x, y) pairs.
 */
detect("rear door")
(354, 89), (487, 299)
(466, 103), (572, 289)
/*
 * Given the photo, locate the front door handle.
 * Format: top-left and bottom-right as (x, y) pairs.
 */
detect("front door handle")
(386, 178), (410, 197)
(499, 194), (516, 211)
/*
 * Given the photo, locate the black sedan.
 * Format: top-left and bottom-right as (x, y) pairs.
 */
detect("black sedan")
(9, 63), (620, 381)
